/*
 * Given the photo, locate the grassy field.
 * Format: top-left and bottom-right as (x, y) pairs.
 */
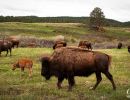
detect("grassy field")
(0, 22), (130, 43)
(0, 48), (130, 100)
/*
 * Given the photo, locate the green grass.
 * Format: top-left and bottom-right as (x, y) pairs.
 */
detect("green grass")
(1, 22), (130, 42)
(0, 22), (89, 41)
(0, 48), (130, 100)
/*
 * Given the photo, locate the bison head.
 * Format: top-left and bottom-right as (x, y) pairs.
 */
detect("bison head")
(41, 56), (51, 80)
(12, 62), (19, 70)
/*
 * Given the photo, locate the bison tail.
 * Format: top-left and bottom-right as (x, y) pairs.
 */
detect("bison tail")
(107, 55), (112, 69)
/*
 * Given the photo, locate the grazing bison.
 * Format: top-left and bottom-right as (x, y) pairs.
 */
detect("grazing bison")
(0, 40), (12, 56)
(12, 58), (33, 77)
(128, 46), (130, 53)
(117, 42), (122, 49)
(41, 47), (116, 91)
(78, 41), (92, 50)
(53, 41), (67, 49)
(9, 39), (19, 48)
(6, 36), (19, 48)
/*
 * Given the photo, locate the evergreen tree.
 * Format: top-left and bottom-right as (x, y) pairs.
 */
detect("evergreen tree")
(89, 7), (105, 30)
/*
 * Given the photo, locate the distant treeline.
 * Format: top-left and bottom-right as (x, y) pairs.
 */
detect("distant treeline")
(0, 16), (130, 27)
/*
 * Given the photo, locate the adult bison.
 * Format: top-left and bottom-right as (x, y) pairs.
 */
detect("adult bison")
(53, 41), (67, 49)
(6, 36), (19, 48)
(0, 40), (12, 56)
(128, 46), (130, 53)
(117, 42), (122, 49)
(10, 39), (19, 48)
(78, 41), (92, 50)
(41, 47), (116, 91)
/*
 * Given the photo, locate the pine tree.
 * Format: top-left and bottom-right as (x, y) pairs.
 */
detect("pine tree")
(89, 7), (105, 30)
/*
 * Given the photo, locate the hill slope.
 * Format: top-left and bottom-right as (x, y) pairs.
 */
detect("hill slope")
(0, 16), (130, 27)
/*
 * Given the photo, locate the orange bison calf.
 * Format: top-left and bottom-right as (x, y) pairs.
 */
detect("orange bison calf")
(12, 58), (33, 77)
(41, 47), (116, 91)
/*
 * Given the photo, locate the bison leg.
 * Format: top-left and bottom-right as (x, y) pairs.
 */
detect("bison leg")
(91, 72), (102, 90)
(20, 67), (24, 79)
(12, 44), (14, 48)
(6, 50), (8, 56)
(21, 67), (24, 71)
(68, 76), (75, 91)
(29, 68), (32, 77)
(9, 48), (12, 56)
(57, 76), (64, 89)
(17, 43), (19, 48)
(104, 71), (116, 90)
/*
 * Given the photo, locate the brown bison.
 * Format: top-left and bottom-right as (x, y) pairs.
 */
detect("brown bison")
(78, 41), (92, 50)
(12, 58), (33, 77)
(6, 36), (19, 48)
(128, 46), (130, 53)
(10, 39), (19, 48)
(0, 40), (12, 56)
(41, 47), (116, 91)
(117, 42), (122, 49)
(53, 41), (67, 49)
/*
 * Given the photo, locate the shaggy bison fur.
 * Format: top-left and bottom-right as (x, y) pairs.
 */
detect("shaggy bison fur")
(53, 41), (67, 49)
(78, 41), (92, 50)
(41, 47), (116, 91)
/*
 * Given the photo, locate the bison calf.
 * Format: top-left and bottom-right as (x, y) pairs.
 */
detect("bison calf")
(12, 58), (33, 77)
(41, 47), (116, 91)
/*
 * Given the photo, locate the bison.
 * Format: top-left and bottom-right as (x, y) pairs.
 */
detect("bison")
(117, 42), (122, 49)
(6, 36), (20, 48)
(128, 46), (130, 53)
(0, 40), (12, 56)
(12, 58), (33, 77)
(41, 47), (116, 91)
(10, 39), (19, 48)
(53, 41), (67, 49)
(78, 41), (92, 50)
